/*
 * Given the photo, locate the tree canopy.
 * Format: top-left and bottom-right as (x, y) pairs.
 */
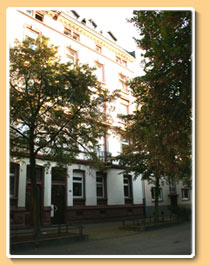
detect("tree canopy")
(118, 10), (192, 218)
(10, 36), (114, 163)
(10, 35), (115, 235)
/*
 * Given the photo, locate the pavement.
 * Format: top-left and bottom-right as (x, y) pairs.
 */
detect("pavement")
(10, 221), (193, 256)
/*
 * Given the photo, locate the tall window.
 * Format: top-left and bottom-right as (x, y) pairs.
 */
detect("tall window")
(151, 187), (163, 201)
(121, 139), (129, 154)
(95, 44), (102, 53)
(27, 166), (43, 182)
(66, 47), (77, 64)
(10, 163), (19, 198)
(24, 27), (39, 50)
(94, 62), (104, 82)
(119, 103), (129, 115)
(73, 171), (84, 198)
(119, 74), (128, 92)
(73, 32), (80, 41)
(123, 175), (131, 198)
(64, 27), (72, 37)
(181, 188), (190, 200)
(96, 173), (105, 198)
(52, 167), (66, 182)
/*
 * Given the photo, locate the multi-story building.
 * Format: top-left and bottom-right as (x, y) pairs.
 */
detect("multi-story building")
(8, 9), (144, 227)
(8, 9), (192, 228)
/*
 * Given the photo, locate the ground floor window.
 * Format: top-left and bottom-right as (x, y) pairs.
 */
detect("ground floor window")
(73, 171), (84, 198)
(96, 173), (105, 198)
(181, 188), (190, 200)
(123, 175), (133, 204)
(151, 187), (163, 201)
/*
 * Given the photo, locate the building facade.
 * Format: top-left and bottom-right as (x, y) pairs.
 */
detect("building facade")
(9, 9), (144, 227)
(8, 9), (191, 228)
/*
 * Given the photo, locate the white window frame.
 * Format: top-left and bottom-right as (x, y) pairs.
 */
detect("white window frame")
(94, 61), (104, 82)
(123, 176), (130, 198)
(73, 171), (84, 198)
(96, 174), (104, 198)
(151, 187), (163, 201)
(181, 188), (190, 201)
(66, 47), (77, 64)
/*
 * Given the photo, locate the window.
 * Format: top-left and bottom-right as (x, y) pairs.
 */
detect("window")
(96, 172), (107, 205)
(27, 166), (43, 181)
(119, 74), (128, 92)
(123, 175), (132, 199)
(10, 163), (19, 198)
(26, 10), (32, 15)
(96, 173), (105, 198)
(94, 62), (104, 82)
(25, 27), (39, 50)
(116, 57), (127, 67)
(122, 60), (127, 67)
(35, 12), (44, 22)
(181, 188), (190, 200)
(64, 27), (72, 37)
(73, 171), (84, 198)
(121, 139), (129, 154)
(95, 44), (102, 53)
(66, 47), (77, 64)
(52, 167), (66, 182)
(119, 102), (129, 115)
(116, 56), (121, 64)
(25, 27), (39, 40)
(73, 32), (80, 41)
(151, 187), (163, 201)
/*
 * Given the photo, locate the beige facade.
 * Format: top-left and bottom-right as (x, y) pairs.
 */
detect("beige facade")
(9, 9), (191, 227)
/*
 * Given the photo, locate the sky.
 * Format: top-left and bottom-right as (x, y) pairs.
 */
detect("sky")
(72, 7), (140, 52)
(69, 7), (144, 76)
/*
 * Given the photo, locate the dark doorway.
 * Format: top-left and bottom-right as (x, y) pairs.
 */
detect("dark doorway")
(170, 195), (178, 208)
(51, 185), (65, 224)
(51, 167), (67, 224)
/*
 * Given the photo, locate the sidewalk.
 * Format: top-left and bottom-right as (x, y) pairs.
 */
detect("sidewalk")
(10, 221), (192, 256)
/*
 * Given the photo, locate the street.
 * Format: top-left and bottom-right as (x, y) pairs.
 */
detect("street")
(11, 222), (193, 256)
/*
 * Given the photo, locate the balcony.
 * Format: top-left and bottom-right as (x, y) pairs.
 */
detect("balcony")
(97, 151), (112, 162)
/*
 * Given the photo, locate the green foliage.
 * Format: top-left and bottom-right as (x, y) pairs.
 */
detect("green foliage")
(10, 35), (115, 235)
(118, 11), (192, 182)
(117, 11), (192, 219)
(10, 36), (114, 163)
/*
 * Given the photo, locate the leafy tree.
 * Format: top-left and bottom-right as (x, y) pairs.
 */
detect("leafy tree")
(118, 11), (192, 221)
(10, 36), (114, 236)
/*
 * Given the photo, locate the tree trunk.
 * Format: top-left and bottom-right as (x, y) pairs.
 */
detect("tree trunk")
(29, 140), (41, 238)
(154, 177), (160, 223)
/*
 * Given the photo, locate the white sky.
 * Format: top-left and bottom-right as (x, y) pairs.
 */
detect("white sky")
(71, 7), (140, 52)
(71, 7), (144, 76)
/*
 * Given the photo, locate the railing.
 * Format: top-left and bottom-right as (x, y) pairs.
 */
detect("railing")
(97, 151), (112, 162)
(10, 224), (84, 240)
(121, 214), (178, 229)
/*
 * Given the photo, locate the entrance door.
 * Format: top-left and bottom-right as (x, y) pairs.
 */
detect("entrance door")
(51, 185), (65, 224)
(170, 195), (178, 208)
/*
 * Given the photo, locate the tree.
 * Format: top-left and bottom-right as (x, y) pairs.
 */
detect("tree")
(10, 36), (114, 236)
(118, 11), (192, 221)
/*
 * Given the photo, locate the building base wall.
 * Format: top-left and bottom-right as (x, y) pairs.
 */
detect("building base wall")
(145, 203), (192, 218)
(10, 204), (145, 227)
(66, 204), (145, 224)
